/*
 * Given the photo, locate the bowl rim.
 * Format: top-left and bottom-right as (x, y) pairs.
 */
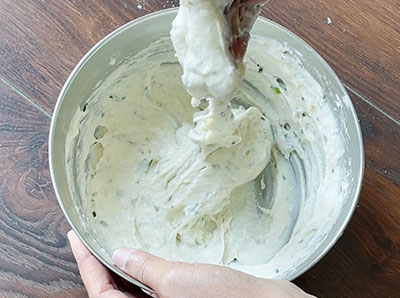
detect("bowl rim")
(49, 6), (365, 289)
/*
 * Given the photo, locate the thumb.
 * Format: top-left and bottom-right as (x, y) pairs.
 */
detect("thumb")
(112, 248), (173, 293)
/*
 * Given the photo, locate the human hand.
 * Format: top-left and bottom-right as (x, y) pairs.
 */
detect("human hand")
(68, 230), (316, 298)
(68, 230), (148, 298)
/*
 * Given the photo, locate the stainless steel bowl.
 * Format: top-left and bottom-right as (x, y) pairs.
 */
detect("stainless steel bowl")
(49, 8), (364, 291)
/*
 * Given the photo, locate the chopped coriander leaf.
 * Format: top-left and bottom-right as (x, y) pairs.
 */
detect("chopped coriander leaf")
(258, 66), (263, 73)
(276, 77), (287, 91)
(271, 86), (281, 94)
(82, 103), (88, 112)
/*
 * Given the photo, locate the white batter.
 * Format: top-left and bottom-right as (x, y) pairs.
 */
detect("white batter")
(66, 4), (349, 280)
(171, 0), (249, 148)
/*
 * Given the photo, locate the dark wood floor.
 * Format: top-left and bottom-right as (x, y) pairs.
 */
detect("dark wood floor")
(1, 1), (399, 297)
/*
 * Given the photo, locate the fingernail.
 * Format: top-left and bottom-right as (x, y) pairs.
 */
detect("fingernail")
(141, 288), (159, 298)
(112, 248), (136, 269)
(66, 230), (74, 240)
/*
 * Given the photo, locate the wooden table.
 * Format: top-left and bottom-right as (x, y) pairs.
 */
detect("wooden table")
(0, 1), (399, 297)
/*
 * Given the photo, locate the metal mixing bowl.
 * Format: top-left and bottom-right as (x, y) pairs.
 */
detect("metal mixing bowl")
(49, 8), (364, 291)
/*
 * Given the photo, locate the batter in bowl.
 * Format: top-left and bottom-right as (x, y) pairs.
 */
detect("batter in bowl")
(66, 1), (350, 279)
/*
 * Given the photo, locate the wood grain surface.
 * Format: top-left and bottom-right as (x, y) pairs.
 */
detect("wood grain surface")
(0, 79), (86, 297)
(0, 0), (399, 297)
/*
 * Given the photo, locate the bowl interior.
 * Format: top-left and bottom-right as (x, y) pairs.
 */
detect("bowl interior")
(50, 8), (364, 288)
